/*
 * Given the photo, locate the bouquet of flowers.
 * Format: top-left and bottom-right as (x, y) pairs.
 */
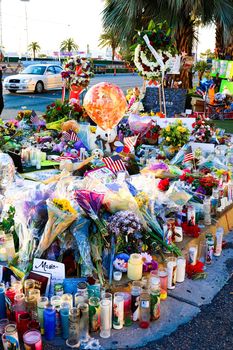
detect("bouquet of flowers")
(107, 211), (142, 254)
(74, 190), (107, 284)
(43, 100), (71, 123)
(161, 120), (190, 148)
(194, 175), (219, 196)
(62, 56), (93, 90)
(192, 115), (215, 143)
(35, 198), (77, 258)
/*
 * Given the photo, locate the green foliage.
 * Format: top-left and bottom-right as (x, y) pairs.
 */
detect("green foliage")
(0, 206), (19, 251)
(194, 60), (210, 73)
(60, 38), (79, 53)
(28, 41), (41, 59)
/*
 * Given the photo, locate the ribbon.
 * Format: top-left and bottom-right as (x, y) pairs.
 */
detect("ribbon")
(143, 34), (165, 69)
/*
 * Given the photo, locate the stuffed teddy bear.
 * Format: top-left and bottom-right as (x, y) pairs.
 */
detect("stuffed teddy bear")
(92, 126), (117, 154)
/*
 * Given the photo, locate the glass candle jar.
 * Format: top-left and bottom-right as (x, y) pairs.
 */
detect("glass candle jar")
(50, 295), (62, 336)
(139, 292), (150, 329)
(5, 324), (20, 350)
(150, 277), (160, 320)
(11, 281), (23, 294)
(131, 285), (141, 322)
(66, 307), (80, 348)
(176, 257), (186, 283)
(18, 312), (31, 338)
(44, 305), (56, 341)
(113, 293), (124, 330)
(25, 295), (37, 320)
(100, 299), (111, 338)
(24, 279), (35, 297)
(14, 293), (26, 326)
(5, 287), (16, 320)
(78, 302), (89, 342)
(158, 267), (168, 300)
(60, 302), (70, 340)
(127, 253), (143, 280)
(101, 292), (112, 328)
(77, 282), (88, 300)
(166, 257), (177, 290)
(74, 294), (85, 308)
(61, 293), (73, 308)
(122, 292), (132, 326)
(23, 330), (42, 350)
(0, 283), (6, 319)
(89, 297), (100, 332)
(0, 318), (9, 335)
(37, 296), (48, 335)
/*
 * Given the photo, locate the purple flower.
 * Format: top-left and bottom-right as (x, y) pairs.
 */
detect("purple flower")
(74, 190), (104, 216)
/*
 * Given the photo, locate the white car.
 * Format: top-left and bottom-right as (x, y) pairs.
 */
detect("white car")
(3, 64), (63, 93)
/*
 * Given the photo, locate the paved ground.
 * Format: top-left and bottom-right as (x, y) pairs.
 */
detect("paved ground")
(2, 73), (143, 116)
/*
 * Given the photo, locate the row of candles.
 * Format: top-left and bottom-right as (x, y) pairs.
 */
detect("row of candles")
(21, 147), (46, 169)
(0, 226), (224, 349)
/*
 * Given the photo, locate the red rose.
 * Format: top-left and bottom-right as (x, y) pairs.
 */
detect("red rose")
(51, 102), (55, 107)
(158, 178), (170, 191)
(56, 106), (62, 111)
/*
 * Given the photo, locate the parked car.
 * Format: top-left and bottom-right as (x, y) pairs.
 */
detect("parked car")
(3, 64), (63, 93)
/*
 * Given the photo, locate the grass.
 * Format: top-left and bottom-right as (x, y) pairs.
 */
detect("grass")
(213, 120), (233, 134)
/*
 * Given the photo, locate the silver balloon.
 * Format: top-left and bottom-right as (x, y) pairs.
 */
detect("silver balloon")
(0, 152), (15, 193)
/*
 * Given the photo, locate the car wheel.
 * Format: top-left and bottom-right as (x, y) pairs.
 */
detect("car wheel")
(8, 89), (17, 93)
(35, 81), (44, 93)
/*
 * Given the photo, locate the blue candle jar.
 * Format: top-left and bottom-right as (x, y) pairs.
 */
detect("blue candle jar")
(60, 302), (70, 340)
(44, 305), (56, 341)
(0, 283), (6, 319)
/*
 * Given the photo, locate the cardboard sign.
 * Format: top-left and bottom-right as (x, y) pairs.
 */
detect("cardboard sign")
(33, 258), (65, 280)
(142, 87), (187, 117)
(152, 117), (196, 131)
(190, 142), (215, 153)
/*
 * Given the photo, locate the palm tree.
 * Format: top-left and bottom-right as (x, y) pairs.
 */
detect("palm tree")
(28, 42), (41, 60)
(60, 38), (79, 53)
(102, 0), (233, 87)
(99, 30), (120, 61)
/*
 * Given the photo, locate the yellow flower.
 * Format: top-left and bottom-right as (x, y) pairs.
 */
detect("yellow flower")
(177, 119), (183, 125)
(166, 136), (171, 142)
(177, 126), (183, 132)
(165, 126), (171, 132)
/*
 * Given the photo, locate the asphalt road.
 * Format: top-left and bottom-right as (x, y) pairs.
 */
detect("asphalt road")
(3, 73), (143, 113)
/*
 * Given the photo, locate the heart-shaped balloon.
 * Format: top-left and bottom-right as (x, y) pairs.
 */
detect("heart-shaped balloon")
(128, 113), (152, 134)
(83, 82), (127, 131)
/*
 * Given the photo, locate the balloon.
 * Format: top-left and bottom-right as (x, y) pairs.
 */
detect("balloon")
(128, 113), (152, 134)
(83, 82), (127, 131)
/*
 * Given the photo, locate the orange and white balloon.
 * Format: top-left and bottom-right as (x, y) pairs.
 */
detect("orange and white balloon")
(83, 82), (127, 131)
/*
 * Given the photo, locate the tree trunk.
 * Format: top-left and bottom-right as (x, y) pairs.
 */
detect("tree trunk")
(175, 15), (195, 89)
(112, 46), (115, 61)
(215, 21), (233, 60)
(33, 50), (35, 60)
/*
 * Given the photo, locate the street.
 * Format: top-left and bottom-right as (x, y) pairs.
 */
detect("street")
(3, 73), (143, 114)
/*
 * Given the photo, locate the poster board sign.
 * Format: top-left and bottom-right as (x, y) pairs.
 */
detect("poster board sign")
(190, 142), (215, 153)
(220, 80), (233, 95)
(142, 87), (187, 117)
(152, 117), (195, 131)
(33, 258), (65, 280)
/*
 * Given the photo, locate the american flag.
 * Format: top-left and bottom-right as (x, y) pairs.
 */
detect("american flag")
(30, 110), (40, 125)
(196, 89), (205, 97)
(209, 83), (216, 90)
(55, 155), (76, 162)
(183, 147), (194, 163)
(102, 155), (127, 174)
(124, 135), (138, 152)
(62, 130), (79, 142)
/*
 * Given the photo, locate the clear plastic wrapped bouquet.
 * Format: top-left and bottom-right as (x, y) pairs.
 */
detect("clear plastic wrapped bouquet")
(35, 198), (77, 258)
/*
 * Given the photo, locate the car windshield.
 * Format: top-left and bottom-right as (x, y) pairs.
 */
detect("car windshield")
(21, 65), (46, 75)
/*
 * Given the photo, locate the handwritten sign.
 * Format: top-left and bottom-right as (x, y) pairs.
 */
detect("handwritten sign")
(142, 87), (187, 117)
(33, 258), (65, 280)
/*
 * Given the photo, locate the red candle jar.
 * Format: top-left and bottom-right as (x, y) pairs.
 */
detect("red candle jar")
(18, 312), (31, 338)
(23, 330), (42, 350)
(5, 287), (16, 321)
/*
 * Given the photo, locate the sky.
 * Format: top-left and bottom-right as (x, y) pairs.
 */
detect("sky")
(1, 0), (215, 58)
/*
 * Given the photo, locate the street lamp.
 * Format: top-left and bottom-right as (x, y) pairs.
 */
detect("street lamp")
(20, 0), (30, 60)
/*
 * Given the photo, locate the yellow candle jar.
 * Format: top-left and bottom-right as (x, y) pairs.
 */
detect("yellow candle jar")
(127, 254), (143, 281)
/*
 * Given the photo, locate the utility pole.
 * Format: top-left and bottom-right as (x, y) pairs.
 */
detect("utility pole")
(20, 0), (30, 60)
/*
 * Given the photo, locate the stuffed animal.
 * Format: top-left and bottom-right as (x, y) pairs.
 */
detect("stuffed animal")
(94, 126), (117, 154)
